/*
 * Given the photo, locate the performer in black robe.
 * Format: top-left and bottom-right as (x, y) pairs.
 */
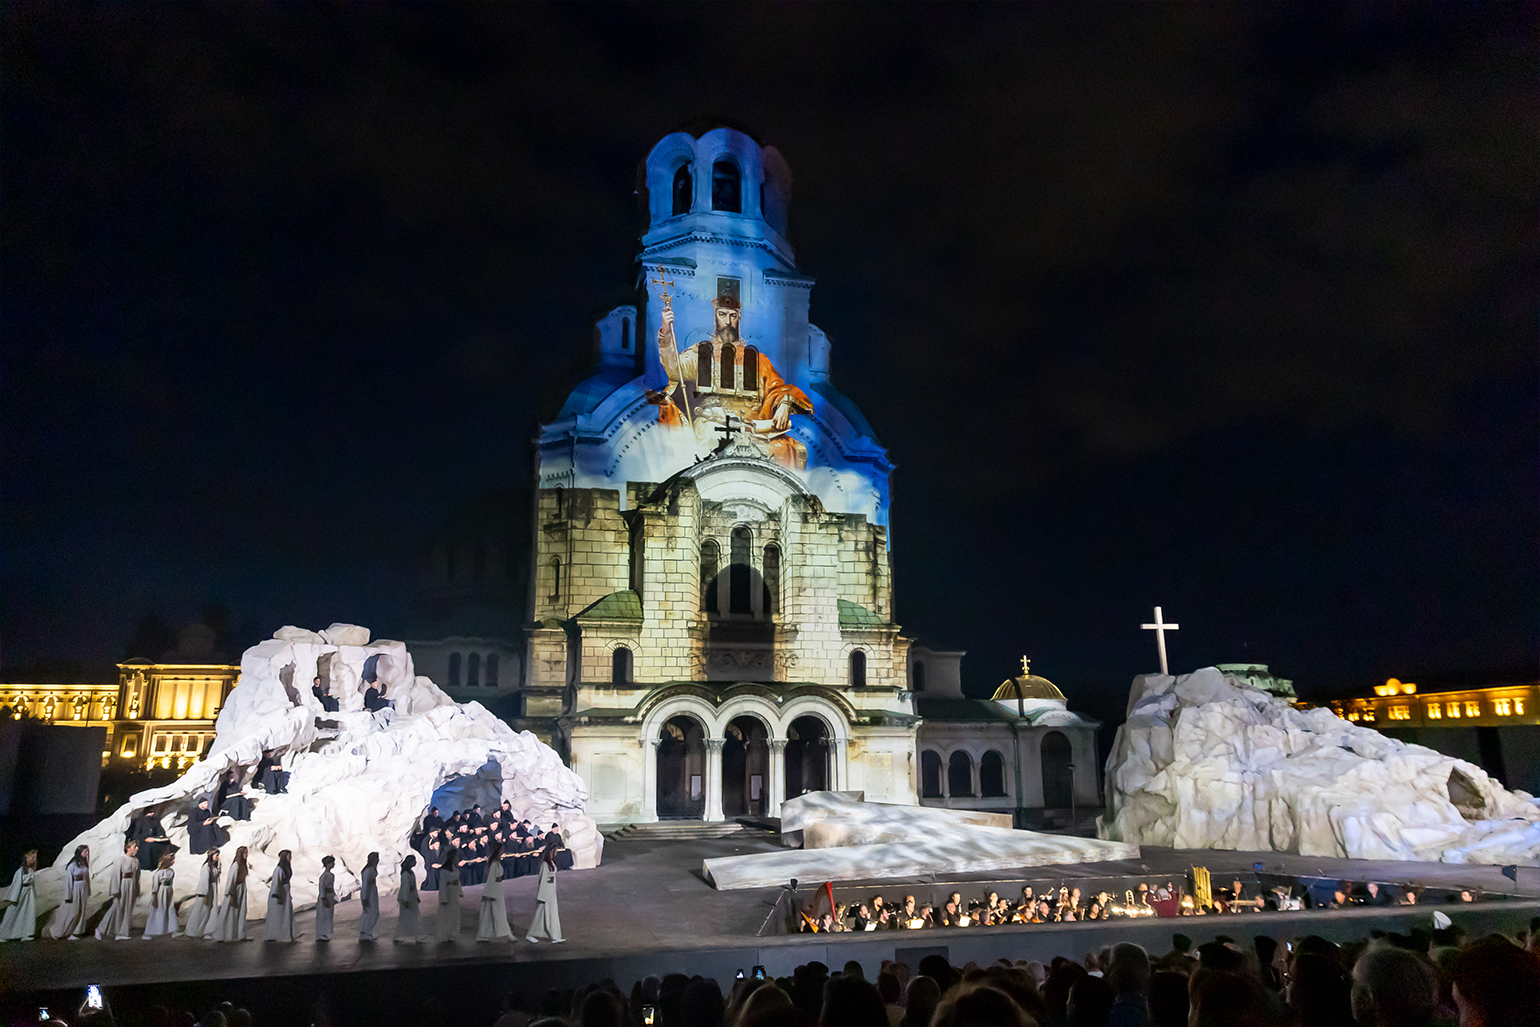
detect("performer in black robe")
(544, 826), (575, 871)
(127, 811), (175, 871)
(254, 750), (288, 794)
(310, 675), (340, 713)
(423, 806), (445, 834)
(214, 769), (254, 820)
(362, 682), (388, 712)
(421, 830), (443, 891)
(467, 805), (484, 830)
(187, 798), (230, 854)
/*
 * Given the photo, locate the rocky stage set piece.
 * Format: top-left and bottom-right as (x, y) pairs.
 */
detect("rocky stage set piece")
(1100, 666), (1540, 864)
(29, 624), (600, 934)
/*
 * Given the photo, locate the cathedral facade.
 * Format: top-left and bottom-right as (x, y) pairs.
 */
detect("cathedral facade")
(521, 126), (1106, 825)
(527, 126), (918, 823)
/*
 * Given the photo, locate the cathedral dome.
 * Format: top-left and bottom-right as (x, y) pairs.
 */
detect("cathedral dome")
(990, 673), (1066, 704)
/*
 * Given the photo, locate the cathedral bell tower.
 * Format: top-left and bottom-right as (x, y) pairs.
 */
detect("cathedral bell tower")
(528, 124), (914, 824)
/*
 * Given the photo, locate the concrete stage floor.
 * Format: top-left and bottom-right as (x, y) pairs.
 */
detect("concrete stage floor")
(5, 831), (1538, 1016)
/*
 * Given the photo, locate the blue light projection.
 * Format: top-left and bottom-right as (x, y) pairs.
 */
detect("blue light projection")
(536, 127), (893, 527)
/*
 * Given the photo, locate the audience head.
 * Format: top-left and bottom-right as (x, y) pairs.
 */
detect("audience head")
(842, 959), (864, 980)
(1189, 969), (1271, 1027)
(931, 984), (1030, 1027)
(918, 954), (956, 993)
(1106, 942), (1150, 996)
(679, 977), (725, 1027)
(1068, 975), (1113, 1027)
(1351, 943), (1438, 1027)
(1043, 961), (1089, 1021)
(1448, 936), (1540, 1027)
(1287, 952), (1350, 1027)
(820, 974), (886, 1027)
(904, 975), (942, 1027)
(1147, 971), (1189, 1027)
(736, 983), (799, 1027)
(876, 971), (901, 1005)
(579, 989), (624, 1027)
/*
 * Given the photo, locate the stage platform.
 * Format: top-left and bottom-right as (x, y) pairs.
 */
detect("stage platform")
(4, 832), (1537, 1025)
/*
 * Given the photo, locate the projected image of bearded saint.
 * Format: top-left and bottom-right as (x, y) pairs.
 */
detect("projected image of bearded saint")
(649, 297), (813, 470)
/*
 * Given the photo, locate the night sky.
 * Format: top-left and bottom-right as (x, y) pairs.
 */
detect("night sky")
(4, 4), (1535, 722)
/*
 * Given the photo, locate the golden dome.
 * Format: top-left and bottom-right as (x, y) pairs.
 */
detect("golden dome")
(991, 675), (1065, 703)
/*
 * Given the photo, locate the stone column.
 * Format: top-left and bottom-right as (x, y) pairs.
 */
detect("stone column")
(832, 737), (848, 791)
(642, 738), (659, 823)
(705, 738), (726, 822)
(768, 740), (787, 817)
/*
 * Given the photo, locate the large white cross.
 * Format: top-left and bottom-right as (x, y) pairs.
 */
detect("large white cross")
(1141, 606), (1180, 676)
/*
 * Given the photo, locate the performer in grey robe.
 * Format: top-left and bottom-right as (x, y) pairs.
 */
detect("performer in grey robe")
(476, 842), (513, 942)
(524, 840), (563, 943)
(394, 854), (425, 943)
(0, 850), (39, 941)
(315, 855), (337, 941)
(50, 846), (92, 939)
(357, 851), (380, 941)
(184, 850), (220, 939)
(213, 846), (250, 941)
(435, 847), (463, 943)
(264, 849), (298, 941)
(96, 841), (142, 940)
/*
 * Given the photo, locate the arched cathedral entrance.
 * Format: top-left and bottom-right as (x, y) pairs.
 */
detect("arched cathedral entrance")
(1041, 730), (1073, 807)
(784, 715), (830, 799)
(722, 715), (769, 817)
(656, 715), (707, 819)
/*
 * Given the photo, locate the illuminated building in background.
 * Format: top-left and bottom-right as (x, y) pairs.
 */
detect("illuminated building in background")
(0, 660), (240, 770)
(1327, 675), (1540, 793)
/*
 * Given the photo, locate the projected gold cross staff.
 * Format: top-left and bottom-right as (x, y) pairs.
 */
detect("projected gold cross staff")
(650, 269), (693, 426)
(1141, 606), (1180, 676)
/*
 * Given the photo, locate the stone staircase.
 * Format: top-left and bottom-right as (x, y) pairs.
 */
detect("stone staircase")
(602, 818), (774, 842)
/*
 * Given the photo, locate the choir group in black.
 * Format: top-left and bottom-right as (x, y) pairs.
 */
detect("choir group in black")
(412, 802), (575, 891)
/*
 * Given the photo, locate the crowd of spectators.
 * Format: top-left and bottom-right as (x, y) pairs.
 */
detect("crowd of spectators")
(26, 917), (1540, 1027)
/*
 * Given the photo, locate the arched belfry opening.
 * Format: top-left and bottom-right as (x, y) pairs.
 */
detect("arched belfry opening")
(672, 162), (693, 216)
(712, 160), (741, 212)
(722, 715), (769, 817)
(656, 715), (707, 819)
(784, 715), (830, 798)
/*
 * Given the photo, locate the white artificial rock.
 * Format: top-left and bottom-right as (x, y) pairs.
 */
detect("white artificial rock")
(705, 792), (1138, 890)
(1100, 668), (1540, 865)
(319, 623), (371, 647)
(33, 628), (601, 931)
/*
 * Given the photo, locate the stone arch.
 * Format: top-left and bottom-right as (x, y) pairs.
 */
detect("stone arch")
(948, 750), (975, 798)
(653, 709), (710, 820)
(1041, 730), (1073, 807)
(980, 749), (1007, 797)
(920, 749), (944, 798)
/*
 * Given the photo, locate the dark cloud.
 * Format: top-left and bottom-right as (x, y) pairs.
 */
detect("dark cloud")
(3, 3), (1534, 715)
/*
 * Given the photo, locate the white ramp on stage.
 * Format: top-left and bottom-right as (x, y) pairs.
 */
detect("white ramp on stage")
(704, 792), (1138, 890)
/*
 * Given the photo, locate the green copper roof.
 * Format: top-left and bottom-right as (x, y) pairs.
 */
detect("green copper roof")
(576, 590), (643, 622)
(837, 600), (884, 628)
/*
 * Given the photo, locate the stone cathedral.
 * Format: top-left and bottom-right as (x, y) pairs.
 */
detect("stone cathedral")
(523, 125), (1100, 825)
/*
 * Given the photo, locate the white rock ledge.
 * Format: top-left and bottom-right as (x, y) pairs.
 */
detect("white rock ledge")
(1099, 667), (1540, 865)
